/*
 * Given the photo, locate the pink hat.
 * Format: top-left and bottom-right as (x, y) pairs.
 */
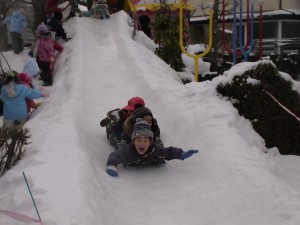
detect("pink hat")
(123, 97), (145, 111)
(18, 72), (32, 84)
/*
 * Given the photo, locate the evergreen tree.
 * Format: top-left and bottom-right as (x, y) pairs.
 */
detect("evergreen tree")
(151, 0), (187, 72)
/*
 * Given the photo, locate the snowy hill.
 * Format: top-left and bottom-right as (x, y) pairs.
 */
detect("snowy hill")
(1, 11), (300, 225)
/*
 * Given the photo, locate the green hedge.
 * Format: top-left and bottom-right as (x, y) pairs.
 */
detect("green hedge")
(217, 62), (300, 155)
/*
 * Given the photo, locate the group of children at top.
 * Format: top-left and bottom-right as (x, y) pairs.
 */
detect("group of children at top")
(0, 62), (49, 129)
(0, 5), (72, 128)
(80, 0), (111, 19)
(100, 97), (199, 177)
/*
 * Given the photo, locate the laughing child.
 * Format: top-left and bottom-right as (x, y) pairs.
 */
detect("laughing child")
(106, 118), (199, 177)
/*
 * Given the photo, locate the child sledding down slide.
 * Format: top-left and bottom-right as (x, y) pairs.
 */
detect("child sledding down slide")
(100, 96), (146, 149)
(122, 106), (164, 147)
(106, 118), (199, 177)
(80, 0), (110, 19)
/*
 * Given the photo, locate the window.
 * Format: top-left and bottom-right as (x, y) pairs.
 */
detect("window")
(282, 21), (300, 38)
(253, 21), (278, 39)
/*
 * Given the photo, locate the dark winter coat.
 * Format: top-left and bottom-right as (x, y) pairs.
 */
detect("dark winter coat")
(107, 143), (183, 166)
(47, 18), (67, 40)
(122, 115), (163, 147)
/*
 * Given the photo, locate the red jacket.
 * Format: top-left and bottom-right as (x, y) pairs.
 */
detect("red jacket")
(54, 41), (63, 52)
(46, 0), (62, 14)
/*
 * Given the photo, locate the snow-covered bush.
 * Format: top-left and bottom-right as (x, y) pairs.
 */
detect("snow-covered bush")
(217, 62), (300, 155)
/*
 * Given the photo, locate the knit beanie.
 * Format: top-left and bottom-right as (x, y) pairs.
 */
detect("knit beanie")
(132, 107), (153, 123)
(131, 118), (153, 140)
(37, 23), (48, 33)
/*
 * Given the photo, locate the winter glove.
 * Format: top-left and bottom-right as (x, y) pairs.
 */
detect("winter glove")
(106, 165), (118, 177)
(181, 150), (199, 160)
(41, 93), (49, 97)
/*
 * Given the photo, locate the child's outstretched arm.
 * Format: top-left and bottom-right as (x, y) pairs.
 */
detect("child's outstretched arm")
(159, 146), (199, 160)
(106, 145), (131, 177)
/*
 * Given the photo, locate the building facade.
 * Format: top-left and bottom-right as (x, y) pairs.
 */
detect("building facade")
(189, 0), (300, 55)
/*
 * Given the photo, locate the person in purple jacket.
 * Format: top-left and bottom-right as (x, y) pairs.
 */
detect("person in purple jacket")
(106, 118), (199, 177)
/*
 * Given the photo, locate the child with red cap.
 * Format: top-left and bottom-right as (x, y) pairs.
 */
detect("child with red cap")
(100, 96), (145, 149)
(106, 118), (199, 177)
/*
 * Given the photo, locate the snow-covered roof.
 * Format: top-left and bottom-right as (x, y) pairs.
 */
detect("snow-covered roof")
(190, 8), (300, 23)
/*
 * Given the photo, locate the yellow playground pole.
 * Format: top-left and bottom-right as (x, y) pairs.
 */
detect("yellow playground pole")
(179, 0), (214, 82)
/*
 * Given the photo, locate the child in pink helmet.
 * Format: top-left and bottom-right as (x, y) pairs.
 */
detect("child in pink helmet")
(18, 72), (42, 116)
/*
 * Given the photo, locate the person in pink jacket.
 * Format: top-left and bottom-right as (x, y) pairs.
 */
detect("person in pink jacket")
(36, 23), (62, 86)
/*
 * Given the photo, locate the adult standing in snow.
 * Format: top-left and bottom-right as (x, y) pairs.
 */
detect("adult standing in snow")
(106, 118), (199, 176)
(0, 71), (48, 129)
(1, 10), (27, 54)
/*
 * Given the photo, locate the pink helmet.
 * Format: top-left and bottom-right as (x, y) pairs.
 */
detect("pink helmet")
(123, 97), (145, 111)
(18, 72), (32, 84)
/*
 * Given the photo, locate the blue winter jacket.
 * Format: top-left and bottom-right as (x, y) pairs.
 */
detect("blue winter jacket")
(0, 82), (41, 120)
(2, 11), (27, 33)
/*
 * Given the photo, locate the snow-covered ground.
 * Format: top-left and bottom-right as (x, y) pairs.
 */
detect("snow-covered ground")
(0, 11), (300, 225)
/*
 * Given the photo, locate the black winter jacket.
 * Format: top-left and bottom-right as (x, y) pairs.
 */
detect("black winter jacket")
(107, 143), (183, 166)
